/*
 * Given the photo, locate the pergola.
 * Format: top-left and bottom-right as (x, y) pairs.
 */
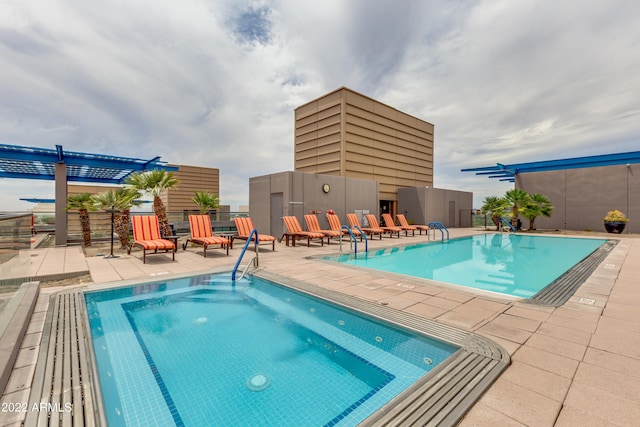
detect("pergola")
(0, 143), (177, 245)
(461, 150), (640, 182)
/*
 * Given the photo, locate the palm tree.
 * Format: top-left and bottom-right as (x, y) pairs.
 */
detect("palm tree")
(481, 196), (509, 230)
(93, 188), (142, 248)
(126, 169), (179, 237)
(521, 193), (553, 230)
(504, 189), (531, 229)
(66, 193), (97, 246)
(191, 191), (220, 214)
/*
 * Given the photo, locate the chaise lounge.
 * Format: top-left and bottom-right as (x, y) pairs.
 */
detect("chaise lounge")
(183, 215), (230, 257)
(346, 213), (383, 240)
(130, 215), (176, 263)
(233, 217), (277, 250)
(396, 214), (430, 235)
(326, 213), (359, 240)
(282, 216), (325, 247)
(383, 213), (415, 237)
(365, 214), (401, 238)
(304, 214), (341, 244)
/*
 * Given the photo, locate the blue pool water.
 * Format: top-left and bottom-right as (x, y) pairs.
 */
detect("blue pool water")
(85, 274), (458, 426)
(324, 234), (607, 298)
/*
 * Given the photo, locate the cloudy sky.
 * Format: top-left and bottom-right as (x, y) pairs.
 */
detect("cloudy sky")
(1, 0), (639, 211)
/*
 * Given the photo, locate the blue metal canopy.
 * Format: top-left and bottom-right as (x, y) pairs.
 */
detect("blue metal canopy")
(461, 151), (640, 182)
(0, 143), (177, 183)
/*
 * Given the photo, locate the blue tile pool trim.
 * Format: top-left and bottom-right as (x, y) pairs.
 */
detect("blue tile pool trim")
(123, 309), (185, 427)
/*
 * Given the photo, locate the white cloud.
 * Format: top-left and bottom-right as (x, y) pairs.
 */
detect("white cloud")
(1, 0), (639, 210)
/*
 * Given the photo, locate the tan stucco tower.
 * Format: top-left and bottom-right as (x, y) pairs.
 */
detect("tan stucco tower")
(294, 87), (434, 215)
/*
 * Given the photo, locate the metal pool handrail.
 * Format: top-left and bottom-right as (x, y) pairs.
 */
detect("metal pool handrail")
(232, 229), (259, 281)
(428, 221), (449, 241)
(352, 225), (368, 253)
(339, 225), (359, 254)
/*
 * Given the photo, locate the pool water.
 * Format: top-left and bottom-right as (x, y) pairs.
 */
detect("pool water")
(325, 234), (607, 298)
(85, 274), (458, 426)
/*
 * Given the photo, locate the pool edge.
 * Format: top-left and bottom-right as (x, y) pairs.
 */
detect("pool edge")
(253, 270), (510, 427)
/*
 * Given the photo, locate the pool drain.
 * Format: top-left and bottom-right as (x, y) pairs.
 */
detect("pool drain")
(246, 374), (271, 392)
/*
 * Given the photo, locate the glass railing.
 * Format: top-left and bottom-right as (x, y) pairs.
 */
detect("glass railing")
(0, 213), (32, 266)
(28, 211), (250, 242)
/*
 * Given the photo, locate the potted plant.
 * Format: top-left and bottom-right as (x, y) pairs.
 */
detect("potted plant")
(603, 210), (628, 234)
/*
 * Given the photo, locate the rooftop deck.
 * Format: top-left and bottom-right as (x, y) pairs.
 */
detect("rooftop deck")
(1, 228), (638, 426)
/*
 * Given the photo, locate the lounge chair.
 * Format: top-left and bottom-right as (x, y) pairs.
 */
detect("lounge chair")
(326, 213), (360, 240)
(396, 214), (430, 235)
(365, 214), (401, 238)
(382, 213), (414, 237)
(346, 213), (383, 240)
(304, 214), (341, 244)
(184, 215), (230, 257)
(233, 217), (277, 250)
(130, 215), (176, 263)
(281, 216), (325, 246)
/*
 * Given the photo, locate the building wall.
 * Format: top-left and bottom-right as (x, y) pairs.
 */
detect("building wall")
(161, 164), (220, 212)
(249, 171), (379, 237)
(515, 164), (638, 233)
(294, 87), (434, 203)
(397, 187), (473, 228)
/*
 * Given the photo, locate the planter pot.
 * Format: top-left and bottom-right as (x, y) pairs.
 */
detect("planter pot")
(604, 221), (626, 234)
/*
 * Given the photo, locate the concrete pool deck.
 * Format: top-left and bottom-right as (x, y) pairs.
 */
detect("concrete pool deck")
(1, 228), (639, 426)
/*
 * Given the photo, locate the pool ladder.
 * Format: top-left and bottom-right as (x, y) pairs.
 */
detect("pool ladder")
(427, 222), (450, 241)
(339, 225), (368, 254)
(231, 229), (259, 281)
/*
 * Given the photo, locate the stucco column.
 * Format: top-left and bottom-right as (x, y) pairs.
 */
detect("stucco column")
(54, 163), (67, 246)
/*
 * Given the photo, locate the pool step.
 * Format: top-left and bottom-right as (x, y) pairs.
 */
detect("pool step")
(25, 291), (101, 427)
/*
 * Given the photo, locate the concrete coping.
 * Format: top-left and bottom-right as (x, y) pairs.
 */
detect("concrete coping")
(0, 281), (40, 394)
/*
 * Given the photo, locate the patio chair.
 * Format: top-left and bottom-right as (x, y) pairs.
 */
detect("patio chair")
(184, 215), (230, 257)
(365, 214), (401, 238)
(233, 217), (277, 250)
(396, 214), (430, 235)
(382, 213), (414, 237)
(130, 215), (176, 263)
(326, 213), (361, 241)
(346, 213), (383, 240)
(304, 214), (341, 244)
(281, 216), (325, 247)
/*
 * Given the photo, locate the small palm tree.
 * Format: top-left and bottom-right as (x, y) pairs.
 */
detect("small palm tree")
(521, 193), (553, 230)
(191, 191), (220, 214)
(481, 196), (509, 230)
(126, 169), (179, 236)
(93, 188), (142, 248)
(66, 193), (97, 246)
(504, 189), (531, 228)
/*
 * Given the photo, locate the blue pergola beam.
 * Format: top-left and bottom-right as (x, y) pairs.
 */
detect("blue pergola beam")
(462, 150), (640, 180)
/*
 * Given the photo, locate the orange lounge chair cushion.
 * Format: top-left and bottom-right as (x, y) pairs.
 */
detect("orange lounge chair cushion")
(365, 214), (401, 232)
(191, 236), (229, 246)
(234, 217), (277, 241)
(132, 216), (176, 250)
(396, 214), (430, 230)
(189, 214), (215, 238)
(283, 216), (324, 238)
(304, 214), (341, 237)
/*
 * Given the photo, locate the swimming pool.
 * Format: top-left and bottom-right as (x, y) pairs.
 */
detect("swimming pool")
(85, 273), (458, 426)
(324, 234), (607, 298)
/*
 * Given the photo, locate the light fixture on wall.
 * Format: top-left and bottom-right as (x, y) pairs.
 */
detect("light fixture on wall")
(322, 183), (330, 193)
